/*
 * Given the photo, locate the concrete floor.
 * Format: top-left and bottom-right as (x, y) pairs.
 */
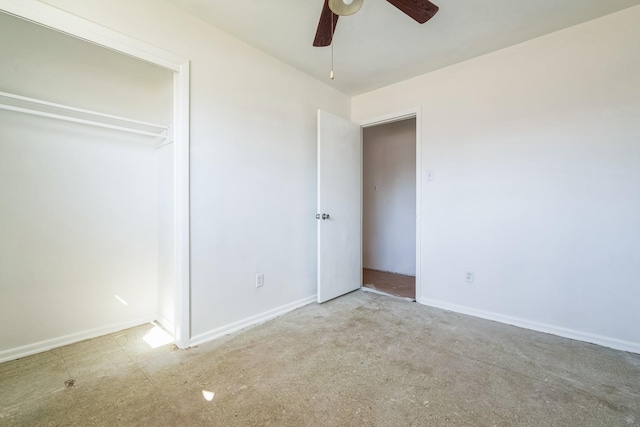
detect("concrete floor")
(1, 291), (639, 426)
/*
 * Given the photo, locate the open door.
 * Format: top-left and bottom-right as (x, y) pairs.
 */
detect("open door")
(317, 110), (361, 303)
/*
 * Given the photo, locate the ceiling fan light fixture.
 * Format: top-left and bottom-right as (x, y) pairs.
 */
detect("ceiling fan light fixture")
(328, 0), (363, 16)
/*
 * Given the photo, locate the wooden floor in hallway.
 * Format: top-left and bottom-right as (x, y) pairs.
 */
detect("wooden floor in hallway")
(362, 268), (415, 299)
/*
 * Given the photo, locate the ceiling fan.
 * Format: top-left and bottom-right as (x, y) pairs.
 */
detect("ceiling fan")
(313, 0), (439, 47)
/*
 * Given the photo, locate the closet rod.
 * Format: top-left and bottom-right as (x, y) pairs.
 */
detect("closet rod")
(0, 91), (168, 131)
(0, 104), (168, 139)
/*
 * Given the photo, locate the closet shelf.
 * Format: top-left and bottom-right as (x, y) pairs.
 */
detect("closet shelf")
(0, 91), (170, 140)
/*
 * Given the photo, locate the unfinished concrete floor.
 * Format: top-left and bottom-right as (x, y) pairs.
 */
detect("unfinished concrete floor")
(1, 291), (639, 426)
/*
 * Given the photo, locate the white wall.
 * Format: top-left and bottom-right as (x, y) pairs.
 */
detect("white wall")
(40, 0), (351, 343)
(363, 119), (416, 276)
(352, 6), (640, 351)
(0, 12), (173, 357)
(157, 144), (174, 331)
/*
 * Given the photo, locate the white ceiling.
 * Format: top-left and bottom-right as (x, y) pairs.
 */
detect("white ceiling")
(164, 0), (639, 96)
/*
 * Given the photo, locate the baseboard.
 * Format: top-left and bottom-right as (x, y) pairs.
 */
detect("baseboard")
(0, 315), (156, 363)
(419, 298), (640, 354)
(190, 295), (317, 348)
(155, 315), (175, 337)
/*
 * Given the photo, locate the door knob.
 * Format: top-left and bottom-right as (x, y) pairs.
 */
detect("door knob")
(315, 213), (330, 220)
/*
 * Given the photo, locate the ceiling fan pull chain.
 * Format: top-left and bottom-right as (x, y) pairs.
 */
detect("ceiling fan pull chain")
(330, 46), (334, 80)
(330, 12), (335, 80)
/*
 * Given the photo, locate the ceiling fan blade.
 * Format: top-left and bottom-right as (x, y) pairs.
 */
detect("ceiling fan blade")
(386, 0), (439, 24)
(313, 0), (339, 47)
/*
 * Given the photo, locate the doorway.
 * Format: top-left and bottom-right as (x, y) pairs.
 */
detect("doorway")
(316, 109), (421, 304)
(362, 118), (417, 299)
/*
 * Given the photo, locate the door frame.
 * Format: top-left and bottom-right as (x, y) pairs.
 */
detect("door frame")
(359, 107), (422, 301)
(0, 0), (191, 348)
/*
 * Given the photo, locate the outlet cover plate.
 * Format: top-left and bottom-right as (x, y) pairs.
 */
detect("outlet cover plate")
(465, 271), (474, 283)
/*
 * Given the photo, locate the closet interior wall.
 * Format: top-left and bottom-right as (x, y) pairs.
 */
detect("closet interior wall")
(0, 12), (174, 360)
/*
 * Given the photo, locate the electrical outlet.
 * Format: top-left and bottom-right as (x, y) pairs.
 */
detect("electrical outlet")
(465, 271), (474, 283)
(256, 273), (264, 288)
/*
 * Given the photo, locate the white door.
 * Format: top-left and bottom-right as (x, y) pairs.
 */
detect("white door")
(317, 110), (362, 303)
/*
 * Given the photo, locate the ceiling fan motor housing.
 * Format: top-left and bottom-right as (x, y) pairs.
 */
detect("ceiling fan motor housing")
(328, 0), (364, 16)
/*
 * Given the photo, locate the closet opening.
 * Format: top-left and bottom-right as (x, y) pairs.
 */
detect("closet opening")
(0, 9), (188, 362)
